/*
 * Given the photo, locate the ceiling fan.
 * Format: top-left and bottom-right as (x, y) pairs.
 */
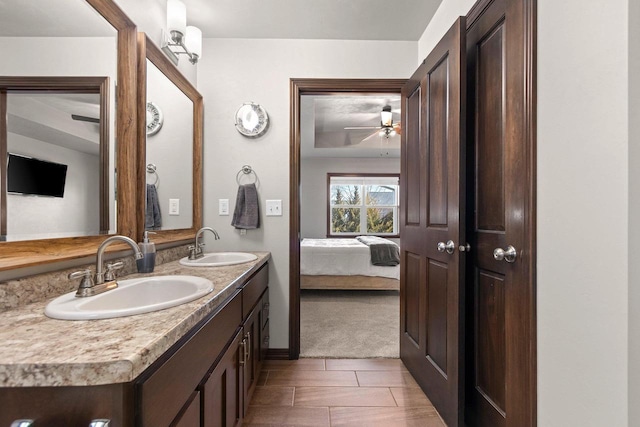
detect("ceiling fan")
(344, 105), (401, 141)
(71, 114), (99, 124)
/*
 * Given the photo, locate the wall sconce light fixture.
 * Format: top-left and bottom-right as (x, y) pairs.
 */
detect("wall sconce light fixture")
(161, 0), (202, 65)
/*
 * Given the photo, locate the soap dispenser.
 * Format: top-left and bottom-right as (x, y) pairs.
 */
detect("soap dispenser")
(137, 231), (156, 273)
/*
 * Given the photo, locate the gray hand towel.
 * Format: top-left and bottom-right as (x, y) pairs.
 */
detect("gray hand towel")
(145, 184), (162, 230)
(231, 183), (260, 229)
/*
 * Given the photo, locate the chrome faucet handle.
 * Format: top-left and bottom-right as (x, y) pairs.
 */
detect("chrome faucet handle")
(105, 261), (124, 281)
(69, 269), (95, 297)
(69, 269), (94, 287)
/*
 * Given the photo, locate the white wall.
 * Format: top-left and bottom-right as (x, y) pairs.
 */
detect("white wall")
(629, 0), (640, 422)
(7, 133), (100, 239)
(417, 0), (476, 61)
(301, 157), (400, 239)
(538, 0), (629, 425)
(146, 60), (194, 230)
(197, 38), (417, 347)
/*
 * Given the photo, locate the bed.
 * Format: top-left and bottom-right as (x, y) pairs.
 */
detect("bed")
(300, 237), (400, 290)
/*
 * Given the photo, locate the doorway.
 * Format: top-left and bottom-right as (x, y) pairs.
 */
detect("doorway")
(289, 79), (407, 359)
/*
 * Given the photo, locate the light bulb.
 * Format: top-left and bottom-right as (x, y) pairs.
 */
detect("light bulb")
(167, 0), (187, 39)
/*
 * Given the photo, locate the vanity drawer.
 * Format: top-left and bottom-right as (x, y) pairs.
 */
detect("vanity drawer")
(137, 293), (242, 427)
(242, 264), (268, 320)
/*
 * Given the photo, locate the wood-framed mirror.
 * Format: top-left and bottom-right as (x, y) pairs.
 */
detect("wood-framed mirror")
(136, 33), (203, 244)
(0, 0), (138, 271)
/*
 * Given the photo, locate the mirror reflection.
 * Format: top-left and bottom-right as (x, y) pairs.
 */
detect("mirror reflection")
(6, 92), (104, 240)
(145, 59), (193, 231)
(0, 0), (117, 241)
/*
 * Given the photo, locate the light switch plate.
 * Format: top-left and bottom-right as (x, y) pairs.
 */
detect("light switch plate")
(266, 199), (282, 216)
(219, 199), (229, 216)
(169, 199), (179, 215)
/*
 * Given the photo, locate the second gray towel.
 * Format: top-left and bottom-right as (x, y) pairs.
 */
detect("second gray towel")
(231, 183), (260, 229)
(145, 184), (162, 230)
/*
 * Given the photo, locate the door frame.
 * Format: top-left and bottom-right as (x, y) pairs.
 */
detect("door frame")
(288, 78), (407, 359)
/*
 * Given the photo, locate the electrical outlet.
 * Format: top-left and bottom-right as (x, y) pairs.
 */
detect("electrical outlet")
(169, 199), (180, 215)
(219, 199), (229, 215)
(266, 200), (282, 216)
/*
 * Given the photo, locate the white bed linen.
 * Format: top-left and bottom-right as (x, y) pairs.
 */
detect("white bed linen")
(300, 238), (399, 280)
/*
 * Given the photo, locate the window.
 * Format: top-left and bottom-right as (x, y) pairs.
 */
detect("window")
(328, 174), (400, 236)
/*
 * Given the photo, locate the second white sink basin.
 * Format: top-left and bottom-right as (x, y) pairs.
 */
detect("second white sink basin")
(45, 275), (214, 320)
(179, 252), (257, 267)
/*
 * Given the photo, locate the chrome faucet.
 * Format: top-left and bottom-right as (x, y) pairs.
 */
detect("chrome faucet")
(69, 235), (143, 298)
(189, 227), (220, 260)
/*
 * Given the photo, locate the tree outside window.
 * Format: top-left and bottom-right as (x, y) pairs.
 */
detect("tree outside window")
(328, 174), (399, 236)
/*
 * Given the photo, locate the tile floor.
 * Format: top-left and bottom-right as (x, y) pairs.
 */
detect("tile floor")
(243, 358), (446, 426)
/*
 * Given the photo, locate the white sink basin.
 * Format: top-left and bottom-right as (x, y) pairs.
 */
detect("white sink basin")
(45, 275), (214, 320)
(179, 252), (257, 267)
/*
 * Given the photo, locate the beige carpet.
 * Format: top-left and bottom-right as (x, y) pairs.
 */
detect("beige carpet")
(300, 289), (400, 358)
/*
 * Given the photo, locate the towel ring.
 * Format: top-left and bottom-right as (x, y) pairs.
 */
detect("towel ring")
(147, 163), (159, 188)
(236, 164), (258, 185)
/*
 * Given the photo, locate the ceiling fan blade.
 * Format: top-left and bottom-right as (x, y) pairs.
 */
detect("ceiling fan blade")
(71, 114), (99, 124)
(361, 129), (381, 142)
(344, 126), (381, 130)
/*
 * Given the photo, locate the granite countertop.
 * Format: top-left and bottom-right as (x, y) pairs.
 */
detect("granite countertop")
(0, 252), (270, 388)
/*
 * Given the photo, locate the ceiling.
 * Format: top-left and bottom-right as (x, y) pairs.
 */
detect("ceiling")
(186, 0), (442, 40)
(301, 94), (401, 158)
(0, 0), (116, 37)
(7, 94), (101, 156)
(0, 0), (442, 40)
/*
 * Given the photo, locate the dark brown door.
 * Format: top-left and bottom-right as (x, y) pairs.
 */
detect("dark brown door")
(465, 0), (536, 426)
(400, 17), (466, 427)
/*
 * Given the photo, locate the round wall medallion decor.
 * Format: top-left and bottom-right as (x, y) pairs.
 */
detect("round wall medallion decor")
(235, 102), (269, 137)
(146, 101), (163, 135)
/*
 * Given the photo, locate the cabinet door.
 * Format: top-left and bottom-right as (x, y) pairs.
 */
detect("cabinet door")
(172, 391), (200, 427)
(202, 330), (243, 427)
(260, 293), (269, 365)
(242, 306), (261, 415)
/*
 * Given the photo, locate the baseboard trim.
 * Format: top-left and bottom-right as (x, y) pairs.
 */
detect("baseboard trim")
(266, 348), (290, 360)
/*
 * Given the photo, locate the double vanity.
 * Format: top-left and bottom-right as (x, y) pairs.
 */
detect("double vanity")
(0, 249), (270, 426)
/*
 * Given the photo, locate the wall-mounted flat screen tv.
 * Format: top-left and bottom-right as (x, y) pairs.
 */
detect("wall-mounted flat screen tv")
(7, 153), (68, 198)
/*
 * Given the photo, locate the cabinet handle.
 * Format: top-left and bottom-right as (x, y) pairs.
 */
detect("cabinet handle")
(245, 331), (252, 363)
(11, 421), (34, 427)
(89, 420), (111, 427)
(239, 338), (246, 366)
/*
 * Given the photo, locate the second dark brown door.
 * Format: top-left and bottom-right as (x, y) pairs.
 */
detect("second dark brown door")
(465, 0), (536, 425)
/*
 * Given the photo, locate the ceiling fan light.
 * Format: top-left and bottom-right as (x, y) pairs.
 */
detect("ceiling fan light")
(380, 110), (393, 127)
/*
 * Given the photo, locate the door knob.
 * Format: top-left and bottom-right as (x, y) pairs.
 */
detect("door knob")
(437, 240), (455, 254)
(493, 245), (517, 263)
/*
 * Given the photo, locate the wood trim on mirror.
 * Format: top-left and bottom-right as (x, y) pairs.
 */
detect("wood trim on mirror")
(0, 0), (137, 271)
(136, 33), (203, 245)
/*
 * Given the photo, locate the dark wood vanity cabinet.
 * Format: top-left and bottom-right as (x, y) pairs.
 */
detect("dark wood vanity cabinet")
(0, 263), (269, 427)
(137, 262), (270, 427)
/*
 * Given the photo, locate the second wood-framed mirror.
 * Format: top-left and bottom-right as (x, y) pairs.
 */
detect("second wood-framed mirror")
(136, 33), (203, 244)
